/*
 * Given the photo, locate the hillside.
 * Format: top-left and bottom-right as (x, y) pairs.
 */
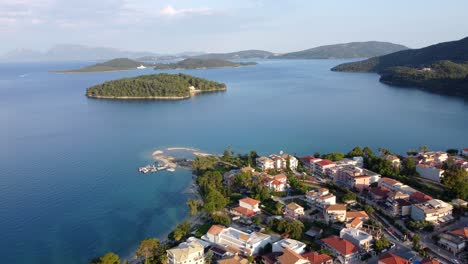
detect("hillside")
(192, 50), (273, 60)
(58, 58), (147, 73)
(86, 73), (226, 99)
(153, 58), (257, 70)
(331, 37), (468, 98)
(272, 41), (408, 59)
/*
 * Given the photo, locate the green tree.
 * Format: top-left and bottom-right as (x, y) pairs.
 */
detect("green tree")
(413, 234), (421, 249)
(202, 188), (228, 213)
(341, 192), (356, 202)
(374, 236), (390, 252)
(205, 250), (214, 264)
(136, 238), (159, 264)
(347, 146), (363, 157)
(364, 205), (375, 215)
(192, 156), (218, 174)
(275, 202), (283, 215)
(401, 158), (417, 175)
(378, 148), (391, 155)
(419, 145), (429, 153)
(170, 221), (191, 241)
(363, 147), (374, 158)
(322, 152), (345, 161)
(211, 214), (231, 226)
(100, 252), (120, 264)
(313, 152), (321, 158)
(187, 199), (199, 216)
(446, 149), (459, 156)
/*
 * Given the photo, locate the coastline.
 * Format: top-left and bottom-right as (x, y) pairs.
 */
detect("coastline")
(86, 87), (227, 100)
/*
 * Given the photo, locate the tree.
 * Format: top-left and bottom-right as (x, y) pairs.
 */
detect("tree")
(170, 221), (191, 241)
(374, 236), (390, 252)
(100, 252), (120, 264)
(419, 145), (429, 153)
(322, 152), (345, 161)
(192, 156), (218, 174)
(363, 147), (374, 158)
(313, 152), (321, 158)
(202, 188), (228, 213)
(413, 234), (421, 250)
(378, 148), (391, 155)
(211, 214), (231, 226)
(401, 158), (417, 175)
(187, 199), (199, 216)
(136, 238), (159, 264)
(205, 250), (214, 264)
(341, 192), (356, 202)
(364, 205), (375, 215)
(347, 146), (363, 157)
(275, 202), (283, 215)
(446, 149), (459, 156)
(407, 149), (418, 156)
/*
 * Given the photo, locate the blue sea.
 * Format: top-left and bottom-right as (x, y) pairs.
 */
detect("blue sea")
(1, 59), (467, 264)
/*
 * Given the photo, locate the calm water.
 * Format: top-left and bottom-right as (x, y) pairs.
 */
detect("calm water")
(1, 59), (467, 264)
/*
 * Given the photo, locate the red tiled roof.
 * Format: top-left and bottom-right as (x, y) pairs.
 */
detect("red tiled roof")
(301, 156), (321, 162)
(326, 204), (346, 211)
(347, 217), (362, 228)
(450, 227), (468, 238)
(274, 174), (288, 181)
(207, 225), (224, 235)
(272, 180), (284, 186)
(370, 186), (391, 197)
(346, 211), (368, 219)
(277, 248), (306, 264)
(379, 253), (411, 264)
(316, 159), (335, 167)
(232, 206), (256, 217)
(321, 236), (359, 255)
(410, 192), (433, 203)
(239, 197), (260, 206)
(302, 251), (332, 264)
(380, 177), (399, 186)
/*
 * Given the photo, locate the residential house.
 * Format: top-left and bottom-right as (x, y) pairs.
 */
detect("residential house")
(339, 228), (373, 251)
(416, 164), (444, 182)
(284, 202), (305, 219)
(452, 198), (467, 207)
(345, 211), (368, 229)
(300, 156), (322, 172)
(277, 248), (310, 264)
(438, 232), (466, 254)
(218, 255), (249, 264)
(378, 253), (411, 264)
(385, 191), (412, 217)
(263, 174), (288, 192)
(321, 236), (361, 264)
(411, 199), (453, 224)
(384, 155), (401, 168)
(369, 186), (392, 202)
(202, 225), (271, 256)
(282, 154), (298, 170)
(314, 159), (336, 178)
(419, 152), (449, 165)
(232, 197), (261, 217)
(257, 157), (275, 171)
(306, 188), (336, 209)
(324, 204), (347, 223)
(273, 238), (306, 254)
(301, 252), (333, 264)
(167, 240), (204, 264)
(333, 166), (371, 191)
(378, 178), (416, 195)
(409, 192), (432, 204)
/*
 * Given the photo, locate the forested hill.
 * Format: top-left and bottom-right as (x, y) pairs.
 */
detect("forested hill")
(58, 58), (147, 72)
(153, 58), (256, 70)
(86, 73), (226, 99)
(272, 41), (408, 59)
(191, 50), (273, 60)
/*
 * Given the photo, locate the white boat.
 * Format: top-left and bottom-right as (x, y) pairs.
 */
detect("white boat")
(137, 65), (146, 69)
(167, 168), (175, 172)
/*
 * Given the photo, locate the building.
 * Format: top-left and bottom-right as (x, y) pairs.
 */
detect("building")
(167, 240), (204, 264)
(282, 154), (299, 170)
(384, 155), (401, 168)
(263, 174), (288, 192)
(232, 197), (261, 217)
(218, 255), (249, 264)
(452, 198), (467, 207)
(378, 178), (416, 195)
(345, 211), (368, 228)
(333, 166), (371, 191)
(324, 204), (347, 223)
(256, 157), (275, 171)
(277, 248), (309, 264)
(438, 227), (468, 254)
(410, 199), (453, 223)
(419, 152), (449, 164)
(420, 258), (440, 264)
(306, 188), (336, 209)
(378, 253), (411, 264)
(202, 225), (271, 256)
(369, 186), (391, 201)
(321, 236), (361, 264)
(300, 156), (322, 172)
(284, 202), (305, 219)
(301, 252), (332, 264)
(339, 228), (373, 251)
(272, 238), (306, 254)
(416, 164), (444, 182)
(314, 160), (335, 177)
(463, 148), (468, 157)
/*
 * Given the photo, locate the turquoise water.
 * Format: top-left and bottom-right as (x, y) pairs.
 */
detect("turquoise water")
(1, 59), (467, 264)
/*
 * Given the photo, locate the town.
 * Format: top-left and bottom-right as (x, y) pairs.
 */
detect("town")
(94, 147), (468, 264)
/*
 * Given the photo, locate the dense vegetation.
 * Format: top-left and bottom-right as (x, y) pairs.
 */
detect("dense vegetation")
(273, 41), (408, 59)
(86, 73), (226, 99)
(332, 37), (468, 97)
(61, 58), (147, 72)
(192, 50), (273, 60)
(153, 58), (256, 70)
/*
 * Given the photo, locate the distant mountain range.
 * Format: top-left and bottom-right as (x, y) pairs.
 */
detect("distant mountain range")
(332, 37), (468, 98)
(1, 42), (411, 62)
(272, 41), (408, 59)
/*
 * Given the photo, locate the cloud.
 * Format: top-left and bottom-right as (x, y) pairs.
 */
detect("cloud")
(159, 5), (213, 17)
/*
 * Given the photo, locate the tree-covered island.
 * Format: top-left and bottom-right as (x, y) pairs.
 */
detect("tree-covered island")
(86, 73), (227, 99)
(57, 58), (149, 73)
(153, 58), (257, 70)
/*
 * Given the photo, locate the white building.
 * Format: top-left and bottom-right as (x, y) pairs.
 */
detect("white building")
(324, 204), (347, 223)
(306, 188), (336, 208)
(463, 148), (468, 157)
(411, 199), (453, 223)
(416, 164), (444, 182)
(339, 228), (373, 251)
(282, 154), (298, 170)
(256, 156), (274, 171)
(202, 225), (271, 256)
(232, 197), (261, 217)
(167, 240), (204, 264)
(284, 202), (305, 219)
(272, 238), (306, 254)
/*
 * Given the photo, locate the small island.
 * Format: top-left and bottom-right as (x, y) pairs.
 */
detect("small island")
(57, 58), (149, 73)
(86, 73), (227, 100)
(153, 58), (257, 70)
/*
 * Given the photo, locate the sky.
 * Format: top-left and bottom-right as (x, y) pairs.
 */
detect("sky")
(1, 0), (468, 54)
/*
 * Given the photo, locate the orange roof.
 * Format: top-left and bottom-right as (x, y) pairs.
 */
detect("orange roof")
(274, 174), (288, 181)
(410, 192), (433, 203)
(302, 251), (332, 264)
(450, 227), (468, 238)
(272, 180), (284, 186)
(379, 253), (411, 264)
(346, 211), (368, 219)
(326, 204), (346, 211)
(380, 177), (399, 186)
(207, 225), (224, 235)
(347, 217), (362, 228)
(420, 258), (440, 264)
(239, 197), (260, 206)
(232, 206), (257, 217)
(316, 159), (335, 167)
(277, 248), (306, 264)
(321, 236), (359, 255)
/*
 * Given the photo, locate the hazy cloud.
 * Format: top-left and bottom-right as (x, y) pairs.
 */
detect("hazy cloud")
(159, 5), (214, 17)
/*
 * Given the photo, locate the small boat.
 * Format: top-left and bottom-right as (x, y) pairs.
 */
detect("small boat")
(137, 65), (147, 69)
(167, 167), (175, 172)
(157, 166), (167, 171)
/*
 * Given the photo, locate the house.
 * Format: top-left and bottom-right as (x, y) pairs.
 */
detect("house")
(369, 186), (391, 201)
(300, 156), (322, 172)
(257, 156), (275, 171)
(321, 236), (361, 264)
(438, 232), (466, 254)
(463, 148), (468, 157)
(451, 198), (467, 207)
(232, 197), (261, 217)
(277, 248), (310, 264)
(218, 255), (249, 264)
(345, 211), (368, 228)
(264, 174), (288, 192)
(324, 204), (347, 223)
(284, 202), (305, 219)
(411, 199), (453, 223)
(270, 155), (285, 170)
(301, 251), (332, 264)
(378, 178), (416, 195)
(305, 227), (323, 239)
(273, 238), (306, 254)
(339, 228), (373, 251)
(450, 227), (468, 240)
(378, 253), (411, 264)
(419, 152), (449, 164)
(167, 240), (204, 264)
(387, 198), (412, 217)
(384, 155), (401, 168)
(202, 225), (271, 256)
(306, 188), (336, 209)
(282, 154), (299, 170)
(409, 192), (432, 204)
(333, 166), (371, 191)
(416, 164), (444, 182)
(314, 160), (335, 177)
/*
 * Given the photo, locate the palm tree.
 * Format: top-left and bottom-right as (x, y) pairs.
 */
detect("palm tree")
(136, 238), (159, 264)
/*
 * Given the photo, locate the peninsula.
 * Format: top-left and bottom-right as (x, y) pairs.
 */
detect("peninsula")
(85, 73), (226, 99)
(153, 58), (257, 70)
(57, 58), (148, 73)
(332, 37), (468, 98)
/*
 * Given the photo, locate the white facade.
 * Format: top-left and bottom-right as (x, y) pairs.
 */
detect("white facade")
(306, 188), (336, 209)
(256, 157), (274, 171)
(339, 228), (373, 251)
(239, 198), (260, 212)
(411, 199), (453, 223)
(272, 238), (306, 254)
(416, 164), (444, 182)
(167, 240), (204, 264)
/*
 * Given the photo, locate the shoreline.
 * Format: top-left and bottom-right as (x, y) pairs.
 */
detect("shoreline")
(86, 87), (227, 100)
